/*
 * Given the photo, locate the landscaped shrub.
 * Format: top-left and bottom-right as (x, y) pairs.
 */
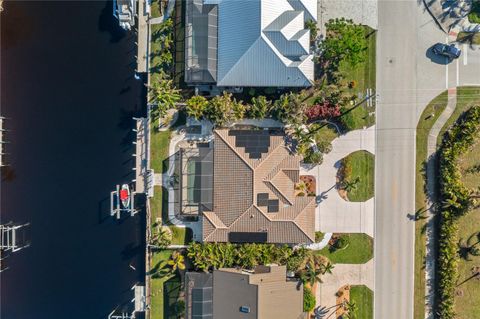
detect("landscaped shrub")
(303, 287), (316, 312)
(468, 0), (480, 24)
(315, 232), (325, 243)
(305, 102), (341, 121)
(332, 236), (350, 251)
(187, 242), (296, 271)
(436, 105), (480, 319)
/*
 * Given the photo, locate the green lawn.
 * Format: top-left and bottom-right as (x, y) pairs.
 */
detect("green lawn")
(350, 285), (374, 319)
(170, 226), (193, 245)
(414, 90), (448, 319)
(337, 26), (376, 130)
(151, 129), (171, 173)
(150, 0), (162, 19)
(151, 186), (164, 226)
(341, 150), (375, 202)
(339, 26), (377, 96)
(317, 233), (373, 264)
(163, 276), (183, 319)
(150, 250), (175, 319)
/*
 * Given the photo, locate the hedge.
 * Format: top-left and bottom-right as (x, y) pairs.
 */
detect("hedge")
(436, 105), (480, 318)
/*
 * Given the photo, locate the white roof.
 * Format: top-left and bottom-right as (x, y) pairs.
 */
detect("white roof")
(216, 0), (317, 87)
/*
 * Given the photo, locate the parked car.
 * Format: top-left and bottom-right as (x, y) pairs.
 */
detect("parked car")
(432, 43), (462, 59)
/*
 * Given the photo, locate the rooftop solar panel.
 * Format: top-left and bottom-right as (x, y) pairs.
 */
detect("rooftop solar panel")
(229, 232), (267, 243)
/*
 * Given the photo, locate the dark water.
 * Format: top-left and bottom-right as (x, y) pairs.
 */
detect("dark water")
(0, 1), (146, 318)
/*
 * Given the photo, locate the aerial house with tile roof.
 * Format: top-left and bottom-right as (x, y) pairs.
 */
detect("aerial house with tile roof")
(181, 128), (316, 245)
(184, 0), (317, 87)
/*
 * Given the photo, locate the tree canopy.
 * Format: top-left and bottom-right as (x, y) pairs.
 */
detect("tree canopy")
(317, 18), (368, 69)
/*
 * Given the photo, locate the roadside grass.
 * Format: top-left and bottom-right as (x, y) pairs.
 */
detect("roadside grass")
(414, 90), (448, 319)
(341, 150), (375, 202)
(317, 233), (373, 264)
(150, 250), (174, 319)
(350, 285), (374, 319)
(437, 87), (480, 146)
(414, 87), (480, 318)
(452, 103), (480, 318)
(457, 32), (480, 45)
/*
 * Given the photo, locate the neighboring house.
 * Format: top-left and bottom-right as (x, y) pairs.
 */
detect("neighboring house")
(185, 0), (317, 87)
(185, 265), (305, 319)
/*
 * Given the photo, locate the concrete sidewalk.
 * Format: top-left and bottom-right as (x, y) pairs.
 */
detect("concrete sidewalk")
(301, 126), (376, 237)
(423, 88), (456, 319)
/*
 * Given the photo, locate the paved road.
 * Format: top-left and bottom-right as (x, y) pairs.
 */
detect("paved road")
(375, 1), (480, 318)
(375, 2), (417, 318)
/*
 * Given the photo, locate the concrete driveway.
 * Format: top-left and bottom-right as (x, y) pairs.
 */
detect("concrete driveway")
(317, 0), (378, 31)
(302, 126), (375, 237)
(316, 260), (374, 316)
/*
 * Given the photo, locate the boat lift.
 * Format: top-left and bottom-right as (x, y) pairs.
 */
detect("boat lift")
(110, 184), (138, 219)
(0, 223), (29, 252)
(107, 310), (135, 319)
(0, 223), (30, 272)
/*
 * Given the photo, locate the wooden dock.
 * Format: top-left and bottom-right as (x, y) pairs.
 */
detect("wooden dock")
(136, 0), (149, 74)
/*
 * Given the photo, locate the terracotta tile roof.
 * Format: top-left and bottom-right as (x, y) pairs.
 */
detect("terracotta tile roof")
(202, 129), (315, 244)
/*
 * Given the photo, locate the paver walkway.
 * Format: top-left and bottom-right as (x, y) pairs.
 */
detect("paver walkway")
(301, 126), (375, 237)
(424, 88), (457, 319)
(316, 259), (374, 317)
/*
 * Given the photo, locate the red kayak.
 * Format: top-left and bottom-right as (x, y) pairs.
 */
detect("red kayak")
(120, 184), (130, 208)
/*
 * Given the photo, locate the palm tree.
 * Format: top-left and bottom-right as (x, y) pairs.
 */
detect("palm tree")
(299, 262), (323, 287)
(321, 261), (335, 275)
(341, 177), (360, 192)
(150, 227), (172, 249)
(342, 301), (358, 319)
(185, 95), (208, 120)
(149, 74), (181, 118)
(238, 244), (260, 269)
(168, 251), (186, 273)
(249, 95), (271, 119)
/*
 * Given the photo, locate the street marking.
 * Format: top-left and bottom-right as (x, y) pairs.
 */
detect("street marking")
(446, 61), (449, 89)
(463, 44), (468, 65)
(456, 58), (459, 86)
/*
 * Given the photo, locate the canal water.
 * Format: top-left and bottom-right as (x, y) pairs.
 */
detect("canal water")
(0, 1), (146, 318)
